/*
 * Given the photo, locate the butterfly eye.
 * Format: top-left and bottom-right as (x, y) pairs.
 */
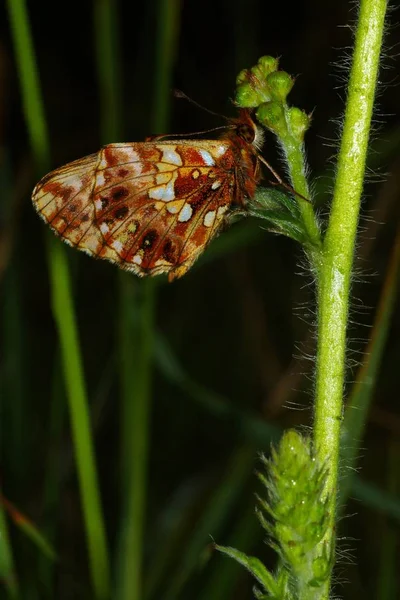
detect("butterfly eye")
(237, 123), (256, 144)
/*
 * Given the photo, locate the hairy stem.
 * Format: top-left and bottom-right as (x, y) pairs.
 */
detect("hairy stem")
(278, 122), (322, 272)
(313, 0), (388, 596)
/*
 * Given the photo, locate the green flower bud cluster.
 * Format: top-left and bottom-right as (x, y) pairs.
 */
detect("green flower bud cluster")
(257, 431), (333, 592)
(216, 431), (333, 599)
(236, 56), (311, 143)
(235, 56), (322, 265)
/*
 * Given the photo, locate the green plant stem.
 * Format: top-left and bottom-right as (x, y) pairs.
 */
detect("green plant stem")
(7, 1), (110, 597)
(313, 0), (387, 595)
(278, 122), (322, 272)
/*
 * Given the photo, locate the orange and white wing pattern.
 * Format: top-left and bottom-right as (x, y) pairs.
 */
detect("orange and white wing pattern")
(32, 114), (261, 280)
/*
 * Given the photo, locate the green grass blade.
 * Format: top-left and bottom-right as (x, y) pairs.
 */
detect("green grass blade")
(1, 495), (57, 562)
(376, 438), (400, 600)
(47, 239), (111, 597)
(155, 333), (281, 446)
(0, 502), (18, 597)
(37, 358), (66, 592)
(151, 0), (181, 133)
(92, 0), (139, 502)
(5, 0), (49, 166)
(117, 279), (157, 600)
(117, 1), (180, 598)
(6, 1), (110, 597)
(92, 2), (153, 598)
(340, 227), (400, 507)
(199, 504), (261, 600)
(161, 447), (254, 600)
(2, 268), (25, 485)
(0, 265), (20, 598)
(94, 0), (123, 142)
(350, 476), (400, 521)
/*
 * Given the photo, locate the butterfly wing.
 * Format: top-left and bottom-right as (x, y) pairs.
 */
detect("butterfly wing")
(32, 140), (238, 280)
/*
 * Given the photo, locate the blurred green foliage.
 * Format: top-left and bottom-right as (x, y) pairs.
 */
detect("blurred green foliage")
(1, 1), (400, 599)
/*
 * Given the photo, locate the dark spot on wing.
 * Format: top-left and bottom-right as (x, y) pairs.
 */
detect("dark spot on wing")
(114, 205), (129, 219)
(162, 239), (177, 263)
(141, 229), (158, 250)
(111, 186), (129, 201)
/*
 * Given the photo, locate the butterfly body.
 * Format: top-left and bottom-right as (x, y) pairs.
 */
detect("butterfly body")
(32, 110), (262, 281)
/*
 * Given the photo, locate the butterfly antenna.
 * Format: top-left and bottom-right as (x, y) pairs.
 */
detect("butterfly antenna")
(258, 155), (311, 203)
(152, 125), (234, 141)
(174, 89), (230, 122)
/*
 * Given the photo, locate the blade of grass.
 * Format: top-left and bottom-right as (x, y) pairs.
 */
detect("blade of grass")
(153, 446), (255, 600)
(1, 155), (25, 495)
(155, 332), (281, 445)
(376, 437), (400, 600)
(0, 262), (20, 599)
(6, 1), (110, 597)
(48, 239), (111, 597)
(0, 495), (57, 563)
(117, 1), (181, 599)
(92, 0), (139, 500)
(37, 354), (66, 593)
(92, 2), (156, 599)
(2, 269), (24, 485)
(199, 502), (261, 600)
(350, 476), (400, 521)
(94, 0), (123, 144)
(117, 280), (156, 600)
(151, 0), (182, 134)
(0, 502), (18, 597)
(340, 225), (400, 507)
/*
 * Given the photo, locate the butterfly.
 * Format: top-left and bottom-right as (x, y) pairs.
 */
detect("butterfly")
(32, 109), (265, 282)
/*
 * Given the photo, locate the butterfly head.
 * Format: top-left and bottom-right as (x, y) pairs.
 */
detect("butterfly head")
(231, 109), (264, 152)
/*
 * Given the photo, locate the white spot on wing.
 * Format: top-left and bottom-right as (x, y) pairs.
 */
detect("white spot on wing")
(211, 180), (221, 190)
(199, 149), (215, 166)
(84, 237), (101, 252)
(112, 240), (123, 253)
(215, 144), (227, 157)
(148, 178), (175, 201)
(155, 258), (170, 267)
(130, 162), (142, 176)
(100, 222), (110, 234)
(217, 205), (228, 217)
(129, 149), (141, 162)
(95, 199), (103, 210)
(133, 254), (142, 265)
(161, 146), (183, 166)
(203, 210), (216, 227)
(178, 203), (193, 223)
(99, 155), (108, 169)
(96, 172), (105, 187)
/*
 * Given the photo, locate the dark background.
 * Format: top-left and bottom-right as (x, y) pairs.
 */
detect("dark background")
(1, 0), (400, 598)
